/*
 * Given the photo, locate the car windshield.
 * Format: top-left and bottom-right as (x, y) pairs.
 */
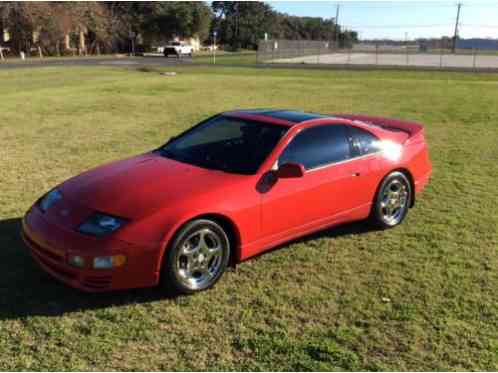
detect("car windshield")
(158, 115), (288, 175)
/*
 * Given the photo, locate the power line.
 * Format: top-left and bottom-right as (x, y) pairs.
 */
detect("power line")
(327, 1), (498, 40)
(346, 24), (454, 29)
(330, 1), (496, 9)
(335, 4), (340, 47)
(461, 24), (498, 28)
(331, 2), (459, 9)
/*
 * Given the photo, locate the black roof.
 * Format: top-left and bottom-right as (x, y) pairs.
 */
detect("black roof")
(263, 110), (329, 123)
(233, 109), (329, 124)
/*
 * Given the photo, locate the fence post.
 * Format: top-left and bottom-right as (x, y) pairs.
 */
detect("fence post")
(473, 48), (477, 71)
(375, 44), (379, 65)
(0, 47), (4, 61)
(439, 48), (443, 69)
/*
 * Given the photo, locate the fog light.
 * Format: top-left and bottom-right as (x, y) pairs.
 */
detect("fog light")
(93, 255), (126, 269)
(68, 255), (85, 268)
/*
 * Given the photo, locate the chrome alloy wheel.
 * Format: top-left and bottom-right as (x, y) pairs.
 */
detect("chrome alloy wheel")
(173, 228), (225, 290)
(380, 178), (409, 225)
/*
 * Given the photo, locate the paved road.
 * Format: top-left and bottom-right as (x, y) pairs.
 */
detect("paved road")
(0, 56), (194, 69)
(2, 54), (498, 73)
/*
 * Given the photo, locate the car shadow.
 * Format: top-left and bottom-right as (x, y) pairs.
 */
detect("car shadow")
(0, 216), (375, 320)
(0, 217), (173, 321)
(247, 218), (378, 262)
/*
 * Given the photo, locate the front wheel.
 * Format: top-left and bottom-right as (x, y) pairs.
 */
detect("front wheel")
(160, 219), (230, 294)
(370, 171), (412, 229)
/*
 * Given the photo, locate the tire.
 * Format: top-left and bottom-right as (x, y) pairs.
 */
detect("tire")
(370, 171), (412, 229)
(160, 219), (231, 294)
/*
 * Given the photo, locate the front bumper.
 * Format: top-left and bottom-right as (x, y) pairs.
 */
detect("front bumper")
(22, 207), (160, 292)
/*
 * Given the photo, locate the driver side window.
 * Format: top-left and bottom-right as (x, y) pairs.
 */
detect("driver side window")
(279, 125), (351, 170)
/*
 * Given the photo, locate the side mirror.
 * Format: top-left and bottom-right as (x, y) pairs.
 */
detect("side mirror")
(276, 162), (305, 178)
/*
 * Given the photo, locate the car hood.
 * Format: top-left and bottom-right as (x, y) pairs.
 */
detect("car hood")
(60, 153), (244, 219)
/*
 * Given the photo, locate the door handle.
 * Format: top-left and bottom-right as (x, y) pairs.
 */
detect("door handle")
(352, 172), (361, 177)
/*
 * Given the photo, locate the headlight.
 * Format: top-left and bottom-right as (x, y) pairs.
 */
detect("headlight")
(68, 255), (85, 268)
(78, 213), (127, 236)
(39, 189), (62, 212)
(93, 255), (127, 269)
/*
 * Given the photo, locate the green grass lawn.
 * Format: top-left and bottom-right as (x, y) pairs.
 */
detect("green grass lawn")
(0, 65), (497, 370)
(192, 51), (257, 65)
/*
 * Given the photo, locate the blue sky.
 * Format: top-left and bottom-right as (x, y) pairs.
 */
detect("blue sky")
(268, 1), (498, 40)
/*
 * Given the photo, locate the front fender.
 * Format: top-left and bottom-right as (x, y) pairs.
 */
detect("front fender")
(154, 208), (240, 273)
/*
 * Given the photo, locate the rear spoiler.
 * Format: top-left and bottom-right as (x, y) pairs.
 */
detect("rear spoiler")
(334, 114), (424, 139)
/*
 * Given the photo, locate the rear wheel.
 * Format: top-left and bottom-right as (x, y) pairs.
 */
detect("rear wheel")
(370, 171), (412, 229)
(160, 219), (230, 294)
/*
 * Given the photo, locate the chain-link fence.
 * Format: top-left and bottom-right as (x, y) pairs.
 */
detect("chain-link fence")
(258, 39), (498, 71)
(257, 40), (335, 63)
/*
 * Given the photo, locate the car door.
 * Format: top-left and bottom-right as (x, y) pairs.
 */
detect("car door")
(260, 124), (363, 240)
(345, 125), (384, 208)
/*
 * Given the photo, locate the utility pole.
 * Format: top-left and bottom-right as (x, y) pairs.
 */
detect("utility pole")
(213, 30), (217, 65)
(452, 3), (462, 53)
(335, 3), (340, 49)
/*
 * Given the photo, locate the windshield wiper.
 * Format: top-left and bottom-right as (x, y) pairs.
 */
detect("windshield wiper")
(197, 158), (232, 173)
(159, 148), (237, 173)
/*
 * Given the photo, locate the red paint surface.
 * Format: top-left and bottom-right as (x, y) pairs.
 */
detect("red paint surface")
(22, 112), (432, 291)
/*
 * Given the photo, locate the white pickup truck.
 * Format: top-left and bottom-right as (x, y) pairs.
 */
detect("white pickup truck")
(163, 42), (193, 58)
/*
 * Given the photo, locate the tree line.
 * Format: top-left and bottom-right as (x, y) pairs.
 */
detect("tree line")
(0, 1), (357, 56)
(212, 2), (357, 51)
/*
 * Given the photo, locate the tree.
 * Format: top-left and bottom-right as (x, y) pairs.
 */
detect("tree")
(212, 2), (277, 50)
(338, 30), (358, 48)
(102, 2), (212, 50)
(0, 2), (112, 55)
(0, 2), (358, 55)
(138, 2), (212, 45)
(273, 15), (338, 41)
(212, 2), (352, 51)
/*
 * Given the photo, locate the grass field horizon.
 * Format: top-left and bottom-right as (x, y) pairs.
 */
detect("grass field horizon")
(0, 65), (497, 370)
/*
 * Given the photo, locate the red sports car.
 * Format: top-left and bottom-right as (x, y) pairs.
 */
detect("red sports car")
(22, 110), (432, 294)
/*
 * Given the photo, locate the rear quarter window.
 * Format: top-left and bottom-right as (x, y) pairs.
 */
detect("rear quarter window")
(348, 126), (382, 157)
